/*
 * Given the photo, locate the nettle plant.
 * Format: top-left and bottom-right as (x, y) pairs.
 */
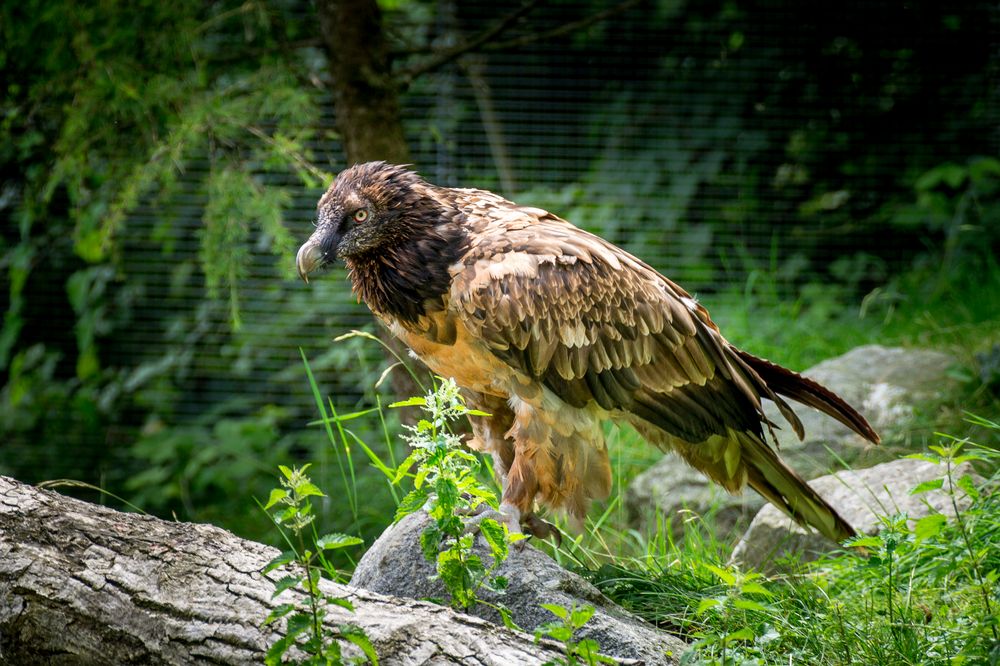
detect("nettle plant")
(390, 378), (521, 610)
(261, 465), (377, 665)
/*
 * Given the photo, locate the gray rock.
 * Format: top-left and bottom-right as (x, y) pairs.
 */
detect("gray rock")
(624, 345), (961, 538)
(764, 345), (960, 478)
(351, 511), (686, 665)
(730, 457), (980, 572)
(624, 457), (764, 539)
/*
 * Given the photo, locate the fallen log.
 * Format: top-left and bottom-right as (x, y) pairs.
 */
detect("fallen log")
(0, 475), (580, 665)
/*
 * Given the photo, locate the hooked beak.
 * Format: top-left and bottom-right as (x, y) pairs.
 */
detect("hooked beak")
(295, 240), (326, 283)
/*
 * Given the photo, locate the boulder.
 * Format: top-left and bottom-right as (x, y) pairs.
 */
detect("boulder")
(624, 457), (763, 539)
(624, 345), (961, 538)
(351, 511), (686, 665)
(764, 345), (960, 478)
(730, 457), (981, 573)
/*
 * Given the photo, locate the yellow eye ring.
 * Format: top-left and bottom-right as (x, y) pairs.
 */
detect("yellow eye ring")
(353, 209), (369, 223)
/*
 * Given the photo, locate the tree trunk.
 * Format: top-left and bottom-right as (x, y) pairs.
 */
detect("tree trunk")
(315, 0), (410, 166)
(0, 476), (576, 665)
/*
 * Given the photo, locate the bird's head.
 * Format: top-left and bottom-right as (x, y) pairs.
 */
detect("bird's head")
(296, 161), (434, 282)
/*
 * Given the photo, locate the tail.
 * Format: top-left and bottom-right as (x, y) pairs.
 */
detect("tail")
(739, 432), (856, 542)
(734, 349), (881, 446)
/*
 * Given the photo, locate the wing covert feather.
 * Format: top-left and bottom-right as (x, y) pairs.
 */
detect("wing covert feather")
(452, 208), (768, 442)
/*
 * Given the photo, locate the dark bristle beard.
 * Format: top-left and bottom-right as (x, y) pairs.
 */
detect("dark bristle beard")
(346, 213), (468, 324)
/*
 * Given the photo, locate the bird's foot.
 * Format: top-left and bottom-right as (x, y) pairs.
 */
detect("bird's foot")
(461, 502), (561, 549)
(522, 513), (563, 547)
(462, 501), (522, 539)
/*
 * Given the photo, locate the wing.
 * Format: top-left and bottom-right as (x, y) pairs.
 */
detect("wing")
(451, 206), (799, 445)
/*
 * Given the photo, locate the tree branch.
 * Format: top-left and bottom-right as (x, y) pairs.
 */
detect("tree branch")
(486, 0), (646, 52)
(398, 0), (543, 85)
(395, 0), (646, 83)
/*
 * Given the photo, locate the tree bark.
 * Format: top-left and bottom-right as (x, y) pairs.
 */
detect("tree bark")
(0, 476), (576, 665)
(315, 0), (410, 166)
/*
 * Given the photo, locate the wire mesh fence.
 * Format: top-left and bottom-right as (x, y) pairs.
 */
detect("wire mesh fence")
(3, 0), (997, 509)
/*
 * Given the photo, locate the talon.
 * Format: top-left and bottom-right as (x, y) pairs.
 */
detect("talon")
(522, 513), (563, 547)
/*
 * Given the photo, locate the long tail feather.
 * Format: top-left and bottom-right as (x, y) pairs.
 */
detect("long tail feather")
(740, 433), (856, 542)
(734, 349), (880, 445)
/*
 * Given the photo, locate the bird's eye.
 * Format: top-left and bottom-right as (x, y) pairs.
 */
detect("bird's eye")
(353, 209), (369, 223)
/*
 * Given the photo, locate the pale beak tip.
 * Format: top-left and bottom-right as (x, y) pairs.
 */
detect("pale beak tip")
(296, 241), (323, 284)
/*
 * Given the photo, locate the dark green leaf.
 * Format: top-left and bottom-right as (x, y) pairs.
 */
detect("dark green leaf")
(420, 524), (442, 561)
(271, 575), (303, 598)
(263, 603), (296, 626)
(327, 596), (355, 612)
(316, 533), (364, 550)
(395, 487), (429, 522)
(340, 623), (379, 664)
(262, 550), (296, 574)
(479, 517), (509, 561)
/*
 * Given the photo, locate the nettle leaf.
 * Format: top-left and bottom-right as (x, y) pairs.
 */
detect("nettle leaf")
(325, 597), (355, 613)
(905, 453), (941, 464)
(732, 598), (769, 612)
(420, 524), (443, 561)
(395, 487), (429, 522)
(724, 627), (755, 642)
(271, 575), (303, 598)
(540, 603), (569, 620)
(540, 624), (573, 643)
(846, 535), (884, 549)
(316, 533), (364, 551)
(437, 550), (472, 590)
(464, 409), (492, 417)
(285, 611), (313, 638)
(263, 603), (296, 626)
(702, 563), (736, 586)
(392, 451), (419, 485)
(296, 481), (326, 499)
(570, 604), (595, 629)
(576, 638), (615, 664)
(956, 474), (980, 500)
(265, 634), (295, 666)
(435, 477), (460, 510)
(914, 514), (947, 542)
(414, 465), (430, 490)
(262, 550), (296, 574)
(339, 623), (378, 664)
(696, 597), (722, 615)
(495, 603), (522, 632)
(389, 396), (427, 408)
(910, 478), (944, 495)
(263, 488), (288, 510)
(479, 517), (509, 561)
(740, 581), (774, 597)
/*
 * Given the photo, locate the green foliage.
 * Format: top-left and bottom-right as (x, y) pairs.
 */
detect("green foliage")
(262, 465), (376, 666)
(390, 378), (516, 610)
(0, 0), (346, 525)
(128, 406), (298, 541)
(683, 565), (776, 665)
(534, 603), (615, 666)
